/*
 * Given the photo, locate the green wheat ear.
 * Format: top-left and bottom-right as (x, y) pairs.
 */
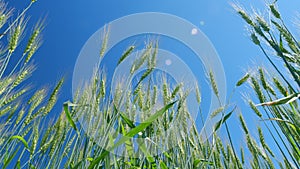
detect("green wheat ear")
(236, 73), (250, 86)
(210, 106), (225, 118)
(209, 71), (219, 98)
(238, 114), (249, 135)
(269, 4), (281, 19)
(99, 24), (109, 58)
(24, 18), (44, 55)
(118, 45), (135, 65)
(8, 16), (27, 53)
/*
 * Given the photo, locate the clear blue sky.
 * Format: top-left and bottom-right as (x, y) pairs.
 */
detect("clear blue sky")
(7, 0), (300, 162)
(11, 0), (297, 96)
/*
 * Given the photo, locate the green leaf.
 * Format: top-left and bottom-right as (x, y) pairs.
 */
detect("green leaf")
(120, 122), (134, 157)
(193, 159), (214, 168)
(3, 147), (20, 169)
(110, 101), (177, 153)
(88, 101), (176, 169)
(9, 135), (29, 149)
(29, 164), (37, 169)
(63, 101), (78, 132)
(14, 160), (20, 169)
(114, 105), (135, 128)
(120, 112), (135, 128)
(200, 159), (214, 166)
(72, 157), (94, 169)
(72, 161), (83, 169)
(137, 138), (155, 163)
(87, 157), (93, 161)
(159, 160), (168, 169)
(214, 107), (235, 132)
(88, 150), (109, 169)
(193, 159), (201, 168)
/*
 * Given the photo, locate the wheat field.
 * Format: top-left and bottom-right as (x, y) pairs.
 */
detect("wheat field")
(0, 0), (299, 168)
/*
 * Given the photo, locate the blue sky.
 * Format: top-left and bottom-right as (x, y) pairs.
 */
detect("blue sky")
(12, 0), (298, 94)
(7, 0), (300, 163)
